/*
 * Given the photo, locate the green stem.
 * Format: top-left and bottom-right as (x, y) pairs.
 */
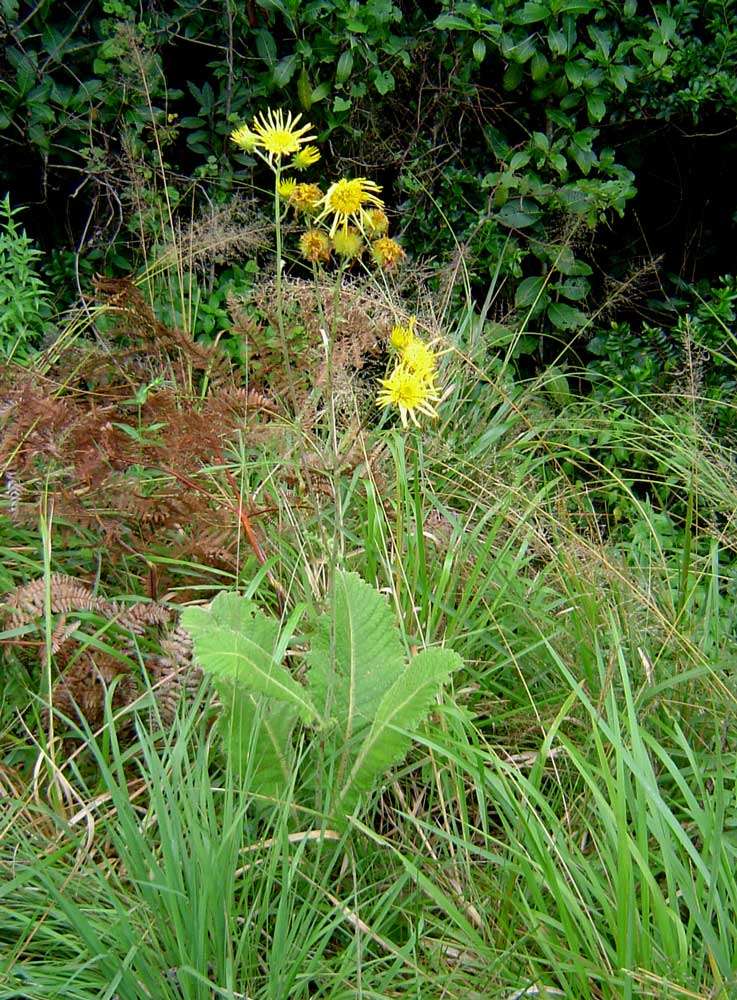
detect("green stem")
(273, 166), (299, 414)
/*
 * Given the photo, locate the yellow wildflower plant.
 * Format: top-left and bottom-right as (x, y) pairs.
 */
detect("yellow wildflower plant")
(250, 108), (316, 163)
(401, 338), (438, 381)
(372, 236), (405, 270)
(317, 177), (384, 235)
(390, 316), (417, 351)
(231, 123), (259, 153)
(299, 228), (332, 264)
(292, 145), (321, 170)
(278, 177), (298, 199)
(377, 364), (440, 428)
(290, 183), (323, 213)
(332, 226), (364, 260)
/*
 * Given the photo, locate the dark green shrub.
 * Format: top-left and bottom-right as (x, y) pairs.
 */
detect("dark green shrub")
(0, 194), (52, 361)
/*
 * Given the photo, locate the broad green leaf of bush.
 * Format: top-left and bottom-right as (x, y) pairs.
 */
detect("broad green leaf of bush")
(219, 686), (298, 800)
(334, 646), (463, 822)
(181, 593), (317, 723)
(306, 570), (404, 746)
(182, 576), (463, 827)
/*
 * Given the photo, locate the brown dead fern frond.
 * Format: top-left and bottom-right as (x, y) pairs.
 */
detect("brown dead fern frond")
(3, 573), (203, 737)
(0, 349), (282, 575)
(93, 276), (230, 379)
(227, 290), (264, 341)
(4, 469), (20, 520)
(51, 651), (138, 736)
(232, 274), (398, 411)
(148, 624), (203, 726)
(4, 573), (112, 630)
(114, 600), (173, 634)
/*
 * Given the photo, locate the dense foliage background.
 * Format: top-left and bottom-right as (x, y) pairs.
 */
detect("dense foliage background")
(3, 3), (735, 297)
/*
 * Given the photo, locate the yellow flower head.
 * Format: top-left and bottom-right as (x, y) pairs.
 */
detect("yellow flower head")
(251, 108), (316, 162)
(278, 177), (298, 199)
(231, 123), (259, 152)
(390, 317), (416, 351)
(401, 338), (438, 381)
(299, 228), (332, 264)
(377, 364), (440, 428)
(372, 236), (405, 270)
(317, 177), (384, 235)
(332, 226), (364, 260)
(290, 182), (323, 213)
(291, 145), (321, 170)
(366, 208), (389, 236)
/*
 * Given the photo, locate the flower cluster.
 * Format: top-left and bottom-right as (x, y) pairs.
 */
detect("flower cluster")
(231, 109), (319, 170)
(377, 318), (443, 427)
(230, 107), (405, 272)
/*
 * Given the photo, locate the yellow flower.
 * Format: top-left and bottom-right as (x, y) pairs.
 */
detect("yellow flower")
(377, 364), (440, 428)
(317, 177), (384, 235)
(290, 182), (323, 213)
(299, 228), (332, 264)
(366, 208), (389, 236)
(278, 177), (298, 199)
(401, 338), (438, 381)
(390, 317), (416, 351)
(231, 123), (259, 152)
(291, 145), (321, 170)
(372, 236), (405, 270)
(251, 108), (316, 162)
(331, 226), (363, 260)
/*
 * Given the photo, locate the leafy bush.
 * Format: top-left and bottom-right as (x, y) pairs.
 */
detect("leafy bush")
(2, 0), (736, 348)
(587, 275), (737, 431)
(0, 194), (51, 361)
(182, 570), (462, 827)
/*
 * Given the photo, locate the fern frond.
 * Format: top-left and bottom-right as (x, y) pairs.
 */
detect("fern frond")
(4, 573), (110, 628)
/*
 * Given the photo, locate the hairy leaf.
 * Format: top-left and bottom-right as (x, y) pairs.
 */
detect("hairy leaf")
(181, 594), (317, 723)
(334, 647), (463, 821)
(219, 684), (297, 800)
(306, 570), (405, 756)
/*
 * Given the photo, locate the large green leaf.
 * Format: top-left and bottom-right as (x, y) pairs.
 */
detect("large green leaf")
(306, 570), (405, 754)
(334, 647), (463, 822)
(181, 594), (317, 723)
(548, 301), (587, 330)
(219, 684), (297, 800)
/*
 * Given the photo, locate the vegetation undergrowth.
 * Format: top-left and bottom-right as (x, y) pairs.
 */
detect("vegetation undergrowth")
(2, 99), (737, 1000)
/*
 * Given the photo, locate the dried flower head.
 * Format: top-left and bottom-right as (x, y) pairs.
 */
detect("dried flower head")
(366, 208), (389, 236)
(299, 228), (332, 264)
(372, 236), (405, 270)
(290, 183), (323, 213)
